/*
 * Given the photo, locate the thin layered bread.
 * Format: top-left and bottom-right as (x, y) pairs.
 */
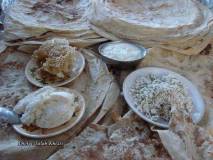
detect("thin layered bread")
(3, 0), (106, 47)
(90, 0), (213, 55)
(48, 115), (171, 160)
(14, 86), (78, 129)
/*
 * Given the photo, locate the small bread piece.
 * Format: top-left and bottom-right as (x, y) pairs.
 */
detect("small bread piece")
(42, 45), (75, 78)
(14, 86), (55, 114)
(34, 91), (76, 128)
(14, 87), (78, 129)
(33, 38), (69, 64)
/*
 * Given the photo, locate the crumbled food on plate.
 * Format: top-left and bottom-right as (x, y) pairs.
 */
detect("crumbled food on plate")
(33, 38), (76, 79)
(130, 74), (193, 122)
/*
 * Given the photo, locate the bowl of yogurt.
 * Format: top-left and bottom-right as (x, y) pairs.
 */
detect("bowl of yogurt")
(99, 41), (147, 68)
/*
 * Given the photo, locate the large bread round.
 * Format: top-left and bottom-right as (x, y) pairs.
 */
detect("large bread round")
(90, 0), (213, 55)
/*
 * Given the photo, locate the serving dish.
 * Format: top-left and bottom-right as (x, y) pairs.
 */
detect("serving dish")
(123, 67), (205, 128)
(25, 51), (85, 87)
(99, 41), (147, 68)
(13, 88), (86, 138)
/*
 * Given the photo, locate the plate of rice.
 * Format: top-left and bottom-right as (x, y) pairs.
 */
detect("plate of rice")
(123, 67), (205, 128)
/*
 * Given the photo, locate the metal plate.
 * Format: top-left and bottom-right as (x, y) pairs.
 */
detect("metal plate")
(25, 51), (85, 87)
(13, 88), (86, 138)
(98, 41), (147, 66)
(123, 67), (205, 128)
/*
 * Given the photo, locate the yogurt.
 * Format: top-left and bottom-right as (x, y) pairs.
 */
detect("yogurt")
(101, 42), (143, 61)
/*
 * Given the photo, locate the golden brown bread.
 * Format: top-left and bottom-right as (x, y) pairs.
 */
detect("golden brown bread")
(33, 38), (76, 78)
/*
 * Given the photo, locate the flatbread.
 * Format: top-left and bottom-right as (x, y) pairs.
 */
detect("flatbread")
(4, 0), (106, 47)
(90, 0), (213, 55)
(48, 115), (171, 160)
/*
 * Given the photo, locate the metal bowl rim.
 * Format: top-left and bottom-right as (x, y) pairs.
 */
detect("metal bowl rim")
(98, 41), (148, 63)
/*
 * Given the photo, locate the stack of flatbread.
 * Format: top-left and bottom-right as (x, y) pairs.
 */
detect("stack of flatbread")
(3, 0), (106, 47)
(89, 0), (213, 55)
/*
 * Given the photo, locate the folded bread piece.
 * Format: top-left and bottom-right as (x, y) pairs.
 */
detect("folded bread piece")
(14, 86), (78, 129)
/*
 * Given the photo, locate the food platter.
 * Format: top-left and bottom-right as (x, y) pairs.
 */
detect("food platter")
(123, 67), (205, 128)
(25, 51), (85, 87)
(0, 0), (213, 159)
(13, 89), (86, 138)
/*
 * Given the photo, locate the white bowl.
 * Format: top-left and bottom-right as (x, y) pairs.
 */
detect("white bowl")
(123, 67), (205, 128)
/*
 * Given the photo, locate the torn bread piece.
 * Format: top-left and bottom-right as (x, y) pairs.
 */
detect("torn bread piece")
(14, 86), (78, 129)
